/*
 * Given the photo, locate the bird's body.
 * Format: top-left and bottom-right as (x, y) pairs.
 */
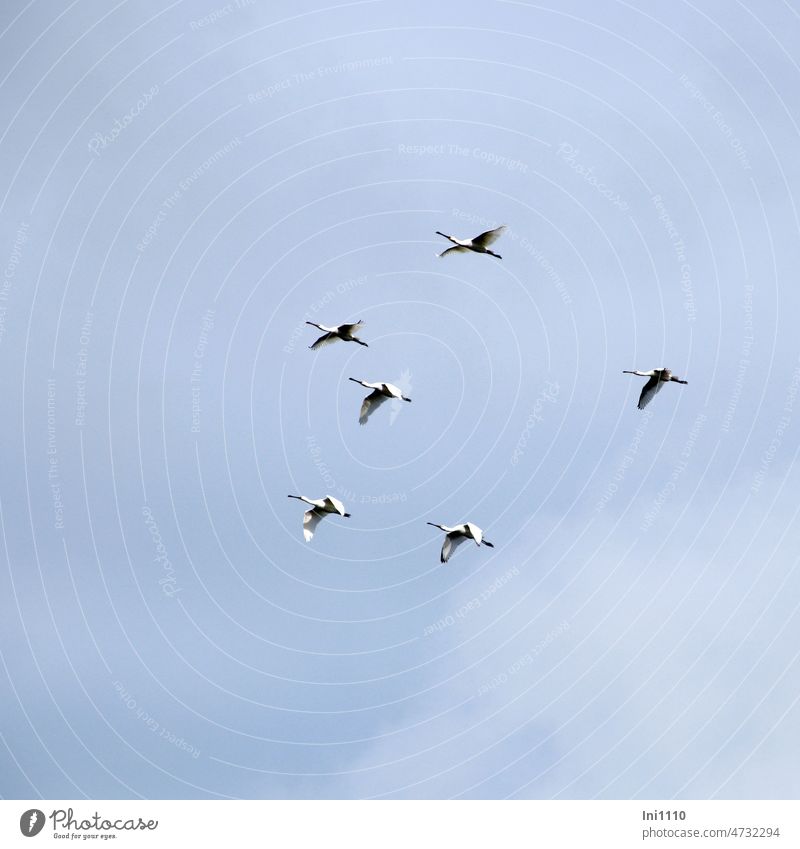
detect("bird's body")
(623, 368), (688, 410)
(426, 521), (495, 563)
(306, 320), (368, 350)
(348, 378), (411, 425)
(435, 225), (506, 259)
(287, 494), (350, 541)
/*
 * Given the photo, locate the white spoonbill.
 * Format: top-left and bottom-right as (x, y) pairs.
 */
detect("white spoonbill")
(287, 494), (350, 541)
(426, 522), (495, 563)
(306, 320), (368, 350)
(623, 368), (688, 410)
(435, 225), (506, 258)
(348, 378), (411, 425)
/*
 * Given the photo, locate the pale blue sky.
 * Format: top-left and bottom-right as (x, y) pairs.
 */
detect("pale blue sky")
(1, 0), (799, 799)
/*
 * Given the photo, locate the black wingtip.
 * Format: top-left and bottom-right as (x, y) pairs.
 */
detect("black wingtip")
(343, 513), (351, 518)
(483, 541), (495, 548)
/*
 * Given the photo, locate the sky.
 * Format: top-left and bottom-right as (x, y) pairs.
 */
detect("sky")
(0, 0), (799, 800)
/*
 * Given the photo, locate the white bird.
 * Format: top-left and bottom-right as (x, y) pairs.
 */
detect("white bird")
(287, 494), (350, 541)
(435, 225), (506, 259)
(623, 368), (688, 410)
(348, 378), (411, 425)
(306, 320), (368, 350)
(426, 522), (495, 563)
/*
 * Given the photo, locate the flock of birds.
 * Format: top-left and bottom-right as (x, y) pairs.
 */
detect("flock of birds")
(288, 225), (688, 562)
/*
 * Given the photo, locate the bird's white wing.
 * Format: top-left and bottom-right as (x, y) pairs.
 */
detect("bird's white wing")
(441, 532), (468, 563)
(303, 508), (325, 542)
(472, 225), (506, 247)
(464, 523), (483, 545)
(325, 496), (347, 516)
(438, 245), (470, 258)
(381, 383), (403, 398)
(339, 321), (364, 336)
(359, 389), (388, 425)
(638, 374), (663, 410)
(309, 332), (338, 350)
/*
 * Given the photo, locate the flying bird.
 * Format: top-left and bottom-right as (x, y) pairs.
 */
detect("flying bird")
(306, 320), (368, 350)
(426, 522), (495, 563)
(435, 225), (506, 258)
(287, 494), (350, 541)
(623, 368), (688, 410)
(348, 378), (411, 425)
